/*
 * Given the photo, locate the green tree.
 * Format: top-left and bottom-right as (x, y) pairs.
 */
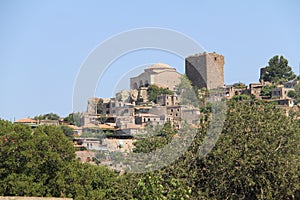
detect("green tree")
(260, 84), (275, 98)
(133, 171), (191, 200)
(175, 74), (199, 107)
(192, 100), (300, 199)
(1, 97), (300, 199)
(129, 100), (300, 199)
(294, 83), (300, 103)
(63, 112), (82, 126)
(0, 119), (118, 199)
(133, 121), (176, 153)
(57, 162), (118, 200)
(232, 94), (250, 101)
(34, 113), (60, 120)
(262, 55), (296, 84)
(0, 121), (75, 197)
(147, 84), (173, 103)
(59, 125), (74, 139)
(233, 82), (247, 89)
(287, 90), (296, 98)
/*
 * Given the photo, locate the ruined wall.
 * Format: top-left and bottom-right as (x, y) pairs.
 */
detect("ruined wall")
(87, 98), (100, 114)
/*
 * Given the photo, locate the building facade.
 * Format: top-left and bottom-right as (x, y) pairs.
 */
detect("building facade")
(130, 63), (182, 91)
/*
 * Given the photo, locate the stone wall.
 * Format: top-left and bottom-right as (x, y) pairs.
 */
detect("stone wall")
(87, 97), (100, 114)
(185, 52), (224, 90)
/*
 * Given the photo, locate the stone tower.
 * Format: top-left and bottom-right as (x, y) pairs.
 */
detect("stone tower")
(185, 52), (224, 90)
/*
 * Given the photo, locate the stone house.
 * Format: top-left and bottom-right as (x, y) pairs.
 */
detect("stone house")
(284, 81), (298, 88)
(271, 86), (294, 99)
(167, 105), (200, 129)
(135, 113), (163, 126)
(249, 83), (263, 99)
(39, 120), (59, 126)
(15, 118), (38, 127)
(265, 99), (294, 108)
(157, 94), (180, 106)
(225, 85), (248, 99)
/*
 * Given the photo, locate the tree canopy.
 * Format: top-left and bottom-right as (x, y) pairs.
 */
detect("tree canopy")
(34, 112), (60, 120)
(261, 55), (296, 84)
(0, 120), (118, 199)
(233, 82), (247, 89)
(293, 83), (300, 103)
(147, 84), (173, 103)
(125, 100), (299, 199)
(0, 99), (299, 199)
(175, 74), (199, 107)
(63, 112), (82, 126)
(260, 84), (275, 98)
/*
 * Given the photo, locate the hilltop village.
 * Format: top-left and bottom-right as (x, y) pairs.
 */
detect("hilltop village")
(15, 52), (300, 166)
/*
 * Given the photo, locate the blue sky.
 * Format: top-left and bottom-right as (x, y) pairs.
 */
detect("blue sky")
(0, 0), (299, 120)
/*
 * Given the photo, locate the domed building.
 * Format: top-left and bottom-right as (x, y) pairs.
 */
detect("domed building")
(130, 63), (182, 91)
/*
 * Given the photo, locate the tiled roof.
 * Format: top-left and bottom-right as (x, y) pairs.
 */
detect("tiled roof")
(15, 118), (37, 123)
(98, 124), (115, 130)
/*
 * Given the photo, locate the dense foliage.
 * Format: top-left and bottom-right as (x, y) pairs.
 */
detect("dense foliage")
(0, 99), (299, 199)
(59, 125), (75, 139)
(63, 113), (82, 126)
(175, 74), (199, 107)
(34, 113), (60, 120)
(133, 121), (176, 153)
(260, 84), (275, 98)
(293, 83), (300, 103)
(261, 55), (296, 84)
(147, 84), (174, 103)
(233, 82), (247, 89)
(0, 121), (118, 199)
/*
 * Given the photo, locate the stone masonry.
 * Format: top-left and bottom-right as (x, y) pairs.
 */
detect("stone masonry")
(185, 52), (224, 90)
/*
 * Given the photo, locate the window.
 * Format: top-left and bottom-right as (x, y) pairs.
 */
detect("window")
(214, 57), (217, 61)
(145, 80), (149, 87)
(171, 109), (173, 112)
